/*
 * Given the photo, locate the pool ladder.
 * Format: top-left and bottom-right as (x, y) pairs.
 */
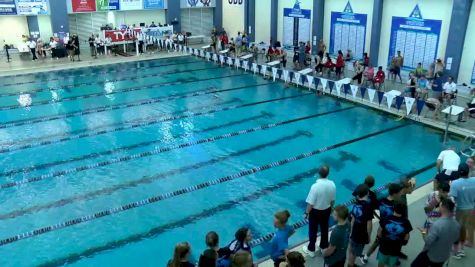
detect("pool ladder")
(461, 133), (475, 157)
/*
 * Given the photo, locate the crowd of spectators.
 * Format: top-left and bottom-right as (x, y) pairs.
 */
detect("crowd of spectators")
(166, 153), (474, 267)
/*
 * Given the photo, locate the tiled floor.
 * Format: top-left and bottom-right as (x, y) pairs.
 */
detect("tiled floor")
(258, 183), (475, 267)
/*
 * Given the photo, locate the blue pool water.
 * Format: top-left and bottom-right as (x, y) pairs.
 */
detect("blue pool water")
(0, 56), (462, 266)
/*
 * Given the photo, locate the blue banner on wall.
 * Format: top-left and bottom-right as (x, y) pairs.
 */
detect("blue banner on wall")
(282, 1), (311, 49)
(143, 0), (164, 9)
(0, 0), (17, 15)
(388, 5), (442, 70)
(329, 2), (367, 59)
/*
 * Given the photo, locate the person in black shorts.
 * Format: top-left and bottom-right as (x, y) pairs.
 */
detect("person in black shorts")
(359, 183), (403, 264)
(348, 184), (373, 267)
(322, 205), (350, 267)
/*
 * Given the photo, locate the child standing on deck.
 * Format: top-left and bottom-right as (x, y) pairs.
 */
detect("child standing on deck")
(270, 210), (295, 267)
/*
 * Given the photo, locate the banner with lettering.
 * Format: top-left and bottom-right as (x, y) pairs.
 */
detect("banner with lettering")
(96, 0), (120, 11)
(104, 29), (140, 42)
(119, 0), (142, 10)
(16, 0), (49, 15)
(0, 0), (17, 15)
(72, 0), (96, 12)
(141, 26), (173, 39)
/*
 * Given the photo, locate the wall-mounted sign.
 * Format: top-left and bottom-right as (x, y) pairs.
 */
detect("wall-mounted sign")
(183, 0), (214, 8)
(72, 0), (97, 12)
(96, 0), (120, 11)
(330, 1), (367, 59)
(283, 1), (311, 48)
(471, 61), (475, 85)
(226, 0), (243, 6)
(143, 0), (164, 9)
(16, 0), (49, 15)
(0, 0), (17, 15)
(388, 5), (442, 70)
(119, 0), (142, 10)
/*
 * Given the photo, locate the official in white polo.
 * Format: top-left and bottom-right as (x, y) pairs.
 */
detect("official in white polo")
(303, 165), (336, 257)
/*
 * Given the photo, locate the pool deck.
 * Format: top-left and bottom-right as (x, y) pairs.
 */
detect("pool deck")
(257, 182), (475, 267)
(1, 49), (473, 139)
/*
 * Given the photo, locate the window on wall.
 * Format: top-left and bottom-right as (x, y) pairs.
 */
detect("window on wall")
(68, 13), (108, 43)
(180, 8), (214, 36)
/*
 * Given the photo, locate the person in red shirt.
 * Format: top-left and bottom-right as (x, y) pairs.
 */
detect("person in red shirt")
(335, 50), (345, 79)
(220, 32), (229, 51)
(363, 52), (370, 67)
(266, 46), (275, 62)
(323, 53), (334, 77)
(373, 66), (385, 90)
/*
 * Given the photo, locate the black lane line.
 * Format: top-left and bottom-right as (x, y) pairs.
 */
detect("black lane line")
(0, 93), (308, 154)
(0, 111), (275, 179)
(0, 130), (311, 220)
(0, 66), (225, 111)
(0, 58), (201, 91)
(0, 106), (353, 190)
(37, 167), (320, 267)
(0, 73), (249, 129)
(0, 123), (409, 248)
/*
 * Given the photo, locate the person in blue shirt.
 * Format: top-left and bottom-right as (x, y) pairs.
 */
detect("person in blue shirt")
(450, 163), (475, 258)
(348, 184), (373, 267)
(270, 210), (295, 266)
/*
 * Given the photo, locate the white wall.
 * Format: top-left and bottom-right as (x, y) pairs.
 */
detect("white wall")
(0, 16), (29, 45)
(277, 0), (313, 44)
(378, 0), (453, 68)
(222, 1), (245, 37)
(38, 15), (53, 39)
(254, 0), (271, 43)
(458, 0), (475, 84)
(114, 10), (167, 27)
(323, 0), (373, 55)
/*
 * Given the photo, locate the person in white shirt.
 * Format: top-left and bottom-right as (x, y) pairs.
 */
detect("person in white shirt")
(27, 39), (37, 60)
(164, 35), (173, 52)
(442, 76), (457, 103)
(303, 165), (336, 258)
(48, 37), (58, 59)
(436, 146), (461, 180)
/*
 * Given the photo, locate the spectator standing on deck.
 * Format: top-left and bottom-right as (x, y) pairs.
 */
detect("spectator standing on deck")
(168, 242), (195, 267)
(352, 60), (364, 85)
(235, 32), (242, 56)
(423, 182), (451, 231)
(411, 198), (460, 267)
(27, 38), (37, 61)
(436, 145), (460, 180)
(359, 183), (403, 265)
(376, 201), (412, 267)
(88, 34), (96, 57)
(348, 185), (373, 267)
(335, 50), (345, 79)
(198, 231), (230, 267)
(303, 165), (336, 257)
(48, 37), (58, 59)
(322, 205), (350, 267)
(390, 51), (404, 82)
(270, 210), (295, 267)
(363, 52), (370, 67)
(450, 163), (475, 258)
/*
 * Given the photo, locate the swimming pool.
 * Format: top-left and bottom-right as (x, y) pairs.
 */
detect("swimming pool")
(0, 56), (460, 266)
